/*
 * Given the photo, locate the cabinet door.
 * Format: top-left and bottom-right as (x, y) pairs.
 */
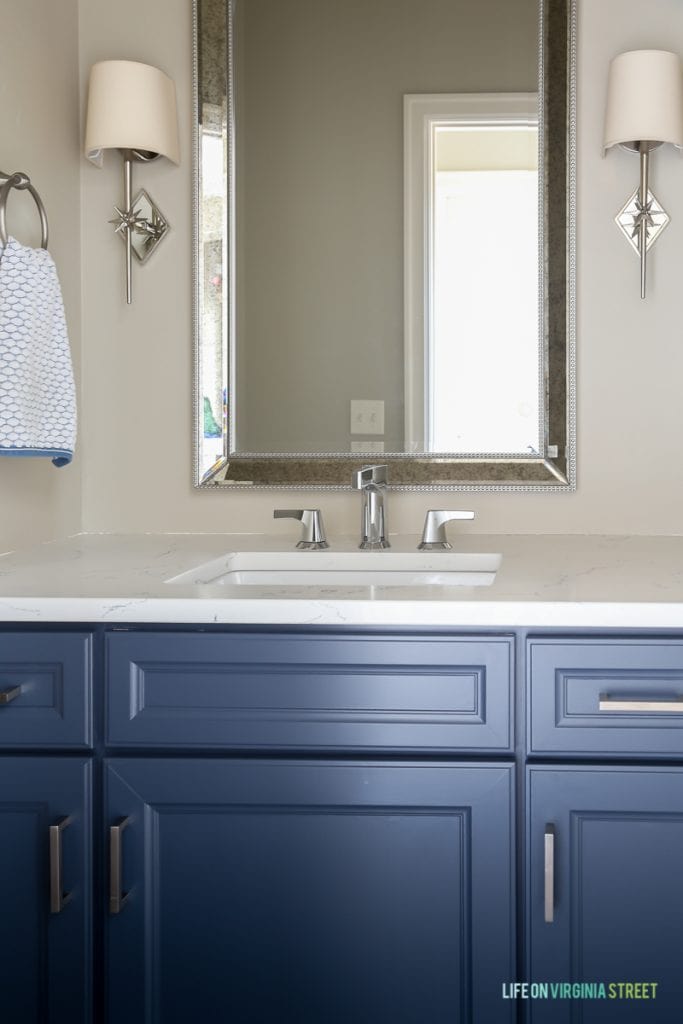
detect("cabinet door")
(105, 759), (515, 1024)
(0, 757), (92, 1024)
(528, 766), (683, 1023)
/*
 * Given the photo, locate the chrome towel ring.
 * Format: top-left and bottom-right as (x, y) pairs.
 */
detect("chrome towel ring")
(0, 170), (49, 249)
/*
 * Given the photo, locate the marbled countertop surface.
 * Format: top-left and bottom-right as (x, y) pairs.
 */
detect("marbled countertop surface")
(1, 533), (683, 627)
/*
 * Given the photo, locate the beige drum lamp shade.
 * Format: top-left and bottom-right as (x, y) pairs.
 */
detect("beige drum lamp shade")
(84, 60), (180, 167)
(603, 49), (683, 152)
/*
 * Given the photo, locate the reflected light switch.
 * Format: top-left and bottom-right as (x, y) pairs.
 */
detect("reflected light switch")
(350, 399), (385, 435)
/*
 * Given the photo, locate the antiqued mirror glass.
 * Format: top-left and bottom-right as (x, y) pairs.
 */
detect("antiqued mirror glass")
(193, 0), (575, 489)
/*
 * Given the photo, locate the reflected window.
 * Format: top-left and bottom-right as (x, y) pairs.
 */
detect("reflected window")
(199, 109), (228, 476)
(404, 95), (539, 454)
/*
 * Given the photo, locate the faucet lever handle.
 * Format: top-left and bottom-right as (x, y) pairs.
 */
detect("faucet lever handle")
(273, 509), (329, 550)
(352, 463), (388, 489)
(418, 510), (475, 551)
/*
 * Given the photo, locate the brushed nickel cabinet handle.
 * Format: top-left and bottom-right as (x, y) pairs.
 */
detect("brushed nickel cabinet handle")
(544, 824), (555, 924)
(49, 816), (72, 914)
(109, 817), (131, 914)
(0, 685), (21, 705)
(599, 694), (683, 713)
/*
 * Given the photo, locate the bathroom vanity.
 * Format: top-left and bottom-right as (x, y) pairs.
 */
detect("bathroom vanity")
(2, 534), (683, 1023)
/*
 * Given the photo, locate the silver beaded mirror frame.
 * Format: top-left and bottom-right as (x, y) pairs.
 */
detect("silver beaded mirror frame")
(192, 0), (576, 491)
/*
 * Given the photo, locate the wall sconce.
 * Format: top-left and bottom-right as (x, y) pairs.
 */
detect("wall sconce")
(84, 60), (180, 304)
(604, 49), (683, 299)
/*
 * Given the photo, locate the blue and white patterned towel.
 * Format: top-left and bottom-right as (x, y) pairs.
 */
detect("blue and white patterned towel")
(0, 237), (76, 466)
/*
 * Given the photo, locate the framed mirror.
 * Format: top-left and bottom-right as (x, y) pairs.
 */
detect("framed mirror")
(193, 0), (576, 490)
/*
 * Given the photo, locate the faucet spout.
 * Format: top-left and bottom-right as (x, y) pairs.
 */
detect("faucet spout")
(352, 464), (390, 550)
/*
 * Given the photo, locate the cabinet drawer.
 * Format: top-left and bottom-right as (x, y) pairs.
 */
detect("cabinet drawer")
(106, 631), (513, 752)
(528, 638), (683, 758)
(0, 632), (92, 747)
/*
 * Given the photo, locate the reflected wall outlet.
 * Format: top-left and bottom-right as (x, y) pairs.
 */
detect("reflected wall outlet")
(350, 399), (384, 435)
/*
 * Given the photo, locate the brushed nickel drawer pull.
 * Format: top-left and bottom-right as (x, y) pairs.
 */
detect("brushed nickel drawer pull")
(0, 685), (21, 705)
(109, 817), (131, 914)
(599, 694), (683, 713)
(49, 816), (72, 914)
(544, 824), (555, 924)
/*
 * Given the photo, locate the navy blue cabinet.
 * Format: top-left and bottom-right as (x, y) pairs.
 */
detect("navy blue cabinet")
(527, 766), (683, 1023)
(105, 758), (515, 1024)
(106, 631), (513, 753)
(528, 638), (683, 758)
(0, 632), (92, 748)
(8, 623), (683, 1024)
(0, 756), (92, 1023)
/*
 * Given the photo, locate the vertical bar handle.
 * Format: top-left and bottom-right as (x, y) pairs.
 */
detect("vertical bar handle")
(0, 685), (21, 705)
(49, 816), (72, 914)
(544, 824), (555, 924)
(110, 817), (131, 914)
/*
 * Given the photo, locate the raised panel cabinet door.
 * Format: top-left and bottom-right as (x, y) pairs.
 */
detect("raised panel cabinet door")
(105, 759), (515, 1024)
(106, 632), (513, 753)
(527, 766), (683, 1023)
(0, 757), (92, 1024)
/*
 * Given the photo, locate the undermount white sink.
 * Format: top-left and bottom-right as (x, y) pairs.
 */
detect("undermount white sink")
(167, 550), (502, 588)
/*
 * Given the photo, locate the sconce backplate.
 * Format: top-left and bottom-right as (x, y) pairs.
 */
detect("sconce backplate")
(615, 188), (669, 255)
(116, 188), (170, 265)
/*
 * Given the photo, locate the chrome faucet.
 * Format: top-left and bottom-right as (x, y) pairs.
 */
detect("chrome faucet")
(418, 510), (475, 550)
(273, 509), (329, 549)
(352, 464), (390, 550)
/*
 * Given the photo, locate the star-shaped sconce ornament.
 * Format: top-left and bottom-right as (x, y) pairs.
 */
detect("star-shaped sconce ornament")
(615, 187), (670, 256)
(109, 188), (170, 265)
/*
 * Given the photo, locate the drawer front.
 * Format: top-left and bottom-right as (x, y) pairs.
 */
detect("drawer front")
(106, 632), (513, 752)
(0, 633), (92, 747)
(528, 638), (683, 757)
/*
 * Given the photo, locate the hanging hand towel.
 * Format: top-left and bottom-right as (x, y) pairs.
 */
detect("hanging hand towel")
(0, 237), (76, 466)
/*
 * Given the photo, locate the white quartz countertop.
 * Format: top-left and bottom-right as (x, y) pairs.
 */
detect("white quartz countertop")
(1, 532), (683, 627)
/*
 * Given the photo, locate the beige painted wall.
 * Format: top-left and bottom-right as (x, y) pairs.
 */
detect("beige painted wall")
(0, 0), (82, 552)
(79, 0), (683, 537)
